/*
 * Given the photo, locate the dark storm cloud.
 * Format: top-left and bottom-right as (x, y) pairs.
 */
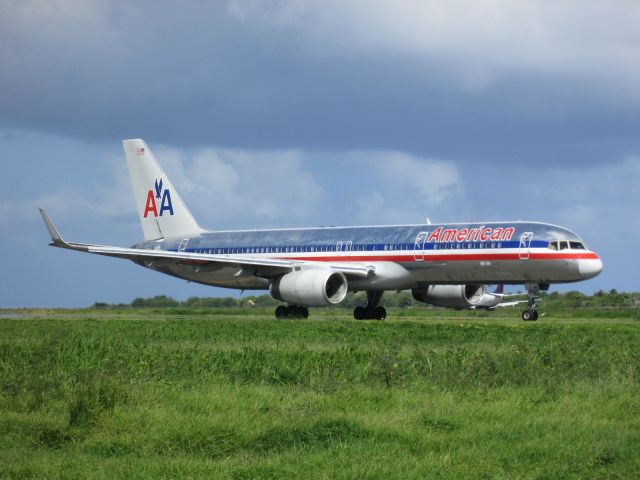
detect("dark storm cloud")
(0, 0), (638, 165)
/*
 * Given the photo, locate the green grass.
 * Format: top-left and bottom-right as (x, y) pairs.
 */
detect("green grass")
(1, 311), (639, 479)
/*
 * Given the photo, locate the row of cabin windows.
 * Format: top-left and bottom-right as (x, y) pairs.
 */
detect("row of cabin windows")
(433, 242), (503, 250)
(548, 241), (586, 251)
(188, 242), (505, 255)
(191, 245), (352, 255)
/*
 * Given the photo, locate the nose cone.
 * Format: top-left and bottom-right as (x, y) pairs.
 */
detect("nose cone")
(579, 256), (604, 279)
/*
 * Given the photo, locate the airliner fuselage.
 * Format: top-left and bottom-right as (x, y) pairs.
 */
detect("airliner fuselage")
(135, 222), (601, 291)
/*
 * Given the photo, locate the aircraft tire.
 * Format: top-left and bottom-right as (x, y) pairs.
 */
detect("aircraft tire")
(522, 309), (538, 321)
(275, 306), (287, 319)
(354, 306), (366, 320)
(375, 306), (387, 320)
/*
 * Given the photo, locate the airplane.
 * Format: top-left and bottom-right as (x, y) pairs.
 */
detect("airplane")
(40, 139), (603, 322)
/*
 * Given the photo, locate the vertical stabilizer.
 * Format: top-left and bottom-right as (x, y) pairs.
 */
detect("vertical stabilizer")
(123, 139), (203, 241)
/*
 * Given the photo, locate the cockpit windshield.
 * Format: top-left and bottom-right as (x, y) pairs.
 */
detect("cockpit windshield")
(548, 240), (586, 250)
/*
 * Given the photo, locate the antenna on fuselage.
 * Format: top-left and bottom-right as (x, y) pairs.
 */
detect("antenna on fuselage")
(426, 218), (432, 225)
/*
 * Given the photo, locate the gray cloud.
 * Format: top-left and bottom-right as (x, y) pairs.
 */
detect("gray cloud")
(0, 0), (637, 165)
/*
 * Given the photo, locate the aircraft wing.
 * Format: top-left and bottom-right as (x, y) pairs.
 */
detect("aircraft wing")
(39, 208), (374, 279)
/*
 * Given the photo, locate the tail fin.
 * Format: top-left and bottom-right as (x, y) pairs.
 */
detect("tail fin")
(123, 139), (203, 241)
(494, 284), (505, 295)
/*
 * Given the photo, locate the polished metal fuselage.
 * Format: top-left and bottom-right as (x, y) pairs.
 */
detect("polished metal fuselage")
(134, 221), (602, 291)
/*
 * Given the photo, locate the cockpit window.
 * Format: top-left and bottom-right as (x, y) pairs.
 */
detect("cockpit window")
(549, 240), (586, 250)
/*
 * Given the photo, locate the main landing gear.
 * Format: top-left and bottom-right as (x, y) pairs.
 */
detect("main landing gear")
(353, 290), (387, 320)
(275, 305), (309, 319)
(521, 283), (548, 321)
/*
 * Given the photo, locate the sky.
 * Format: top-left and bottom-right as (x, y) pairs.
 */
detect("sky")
(1, 0), (639, 307)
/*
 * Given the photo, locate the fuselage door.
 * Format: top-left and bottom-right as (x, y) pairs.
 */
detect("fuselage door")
(178, 238), (189, 253)
(414, 232), (429, 261)
(519, 232), (533, 260)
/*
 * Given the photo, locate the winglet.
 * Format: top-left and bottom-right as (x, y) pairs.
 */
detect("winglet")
(38, 208), (66, 245)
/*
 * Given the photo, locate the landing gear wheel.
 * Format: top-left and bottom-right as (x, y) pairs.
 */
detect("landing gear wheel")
(275, 305), (309, 319)
(353, 290), (387, 320)
(522, 283), (546, 321)
(353, 306), (387, 320)
(287, 305), (309, 319)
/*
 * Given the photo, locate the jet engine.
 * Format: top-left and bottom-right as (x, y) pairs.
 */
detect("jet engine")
(412, 284), (488, 309)
(270, 269), (348, 307)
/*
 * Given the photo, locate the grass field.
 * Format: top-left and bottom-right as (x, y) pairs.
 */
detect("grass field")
(1, 309), (639, 479)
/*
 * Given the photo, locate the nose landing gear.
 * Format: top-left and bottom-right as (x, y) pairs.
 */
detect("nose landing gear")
(353, 290), (387, 320)
(521, 283), (547, 321)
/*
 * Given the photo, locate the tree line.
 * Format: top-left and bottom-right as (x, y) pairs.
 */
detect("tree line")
(93, 289), (639, 310)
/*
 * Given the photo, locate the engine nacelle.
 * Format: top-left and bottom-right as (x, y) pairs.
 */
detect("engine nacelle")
(270, 269), (348, 307)
(412, 284), (485, 309)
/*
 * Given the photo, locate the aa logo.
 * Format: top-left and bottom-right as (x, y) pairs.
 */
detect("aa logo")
(143, 178), (174, 218)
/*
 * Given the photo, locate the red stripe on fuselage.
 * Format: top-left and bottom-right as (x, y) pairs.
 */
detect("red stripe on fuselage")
(278, 252), (599, 263)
